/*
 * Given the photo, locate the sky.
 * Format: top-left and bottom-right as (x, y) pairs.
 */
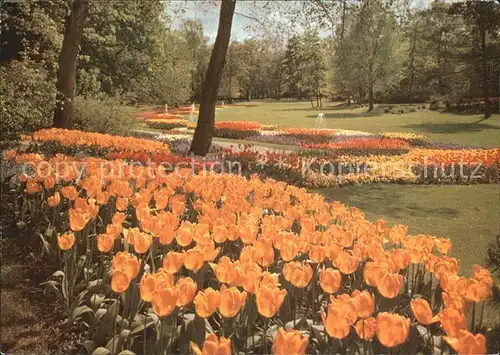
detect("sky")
(167, 0), (460, 42)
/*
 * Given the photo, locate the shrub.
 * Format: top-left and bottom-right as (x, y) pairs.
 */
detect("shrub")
(0, 60), (56, 141)
(72, 96), (136, 136)
(146, 119), (188, 130)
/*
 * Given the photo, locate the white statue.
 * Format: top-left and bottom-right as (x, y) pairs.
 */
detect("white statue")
(315, 113), (325, 128)
(164, 104), (168, 113)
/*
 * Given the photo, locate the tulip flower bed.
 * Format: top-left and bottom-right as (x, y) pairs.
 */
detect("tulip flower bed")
(282, 128), (338, 144)
(214, 145), (499, 187)
(214, 121), (263, 139)
(29, 128), (171, 155)
(134, 112), (184, 121)
(381, 132), (427, 146)
(2, 147), (494, 355)
(302, 138), (411, 156)
(145, 119), (189, 130)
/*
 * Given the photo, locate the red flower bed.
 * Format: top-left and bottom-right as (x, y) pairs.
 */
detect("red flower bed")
(134, 112), (183, 121)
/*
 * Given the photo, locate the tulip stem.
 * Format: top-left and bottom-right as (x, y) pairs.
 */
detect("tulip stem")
(362, 320), (366, 354)
(478, 302), (485, 332)
(470, 302), (476, 332)
(143, 311), (147, 355)
(113, 300), (119, 355)
(263, 318), (269, 355)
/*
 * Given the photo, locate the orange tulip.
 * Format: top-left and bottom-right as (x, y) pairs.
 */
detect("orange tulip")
(57, 232), (75, 250)
(255, 237), (274, 267)
(283, 262), (313, 288)
(439, 306), (467, 338)
(61, 186), (78, 200)
(352, 290), (374, 319)
(111, 269), (131, 293)
(329, 294), (357, 325)
(112, 212), (127, 225)
(112, 252), (140, 280)
(309, 244), (326, 263)
(272, 328), (309, 355)
(442, 292), (468, 312)
(280, 239), (298, 262)
(47, 192), (61, 207)
(322, 307), (351, 339)
(212, 225), (229, 244)
(140, 273), (158, 302)
(377, 272), (404, 299)
(376, 312), (410, 348)
(107, 223), (123, 240)
(259, 271), (280, 289)
(184, 248), (206, 271)
(158, 226), (175, 245)
(163, 252), (186, 274)
(152, 286), (179, 317)
(219, 285), (247, 318)
(391, 249), (410, 270)
(334, 251), (360, 275)
(176, 277), (197, 306)
(69, 208), (91, 232)
(194, 288), (220, 318)
(240, 245), (260, 265)
(256, 285), (287, 318)
(176, 222), (194, 246)
(191, 334), (231, 355)
(355, 317), (377, 341)
(472, 264), (493, 288)
(319, 268), (341, 294)
(435, 237), (452, 254)
(239, 224), (257, 244)
(115, 196), (128, 211)
(464, 278), (491, 303)
(388, 224), (408, 244)
(443, 329), (486, 355)
(133, 232), (152, 254)
(215, 256), (237, 284)
(241, 262), (263, 294)
(411, 298), (439, 325)
(97, 233), (114, 253)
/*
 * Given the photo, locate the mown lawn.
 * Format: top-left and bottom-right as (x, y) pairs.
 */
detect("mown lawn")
(215, 100), (500, 148)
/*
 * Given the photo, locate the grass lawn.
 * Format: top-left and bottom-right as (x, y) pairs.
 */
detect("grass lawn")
(313, 184), (499, 277)
(216, 100), (500, 148)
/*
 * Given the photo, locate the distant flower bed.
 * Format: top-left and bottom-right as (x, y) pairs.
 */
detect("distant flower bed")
(214, 121), (263, 139)
(303, 137), (411, 156)
(381, 132), (427, 145)
(282, 128), (337, 143)
(146, 119), (188, 130)
(135, 112), (183, 121)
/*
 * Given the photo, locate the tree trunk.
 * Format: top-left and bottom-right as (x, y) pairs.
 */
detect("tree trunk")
(408, 25), (417, 104)
(189, 0), (236, 156)
(52, 0), (89, 129)
(368, 85), (374, 112)
(479, 3), (491, 119)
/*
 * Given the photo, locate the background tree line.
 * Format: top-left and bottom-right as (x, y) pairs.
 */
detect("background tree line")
(1, 0), (499, 141)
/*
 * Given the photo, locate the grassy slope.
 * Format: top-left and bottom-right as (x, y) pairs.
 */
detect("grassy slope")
(216, 100), (500, 148)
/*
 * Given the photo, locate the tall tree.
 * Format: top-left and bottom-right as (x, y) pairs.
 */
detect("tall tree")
(189, 0), (236, 156)
(52, 0), (89, 128)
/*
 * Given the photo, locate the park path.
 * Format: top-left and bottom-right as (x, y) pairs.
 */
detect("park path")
(133, 129), (297, 155)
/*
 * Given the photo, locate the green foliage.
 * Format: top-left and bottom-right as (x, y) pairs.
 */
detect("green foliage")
(0, 60), (56, 140)
(72, 96), (135, 135)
